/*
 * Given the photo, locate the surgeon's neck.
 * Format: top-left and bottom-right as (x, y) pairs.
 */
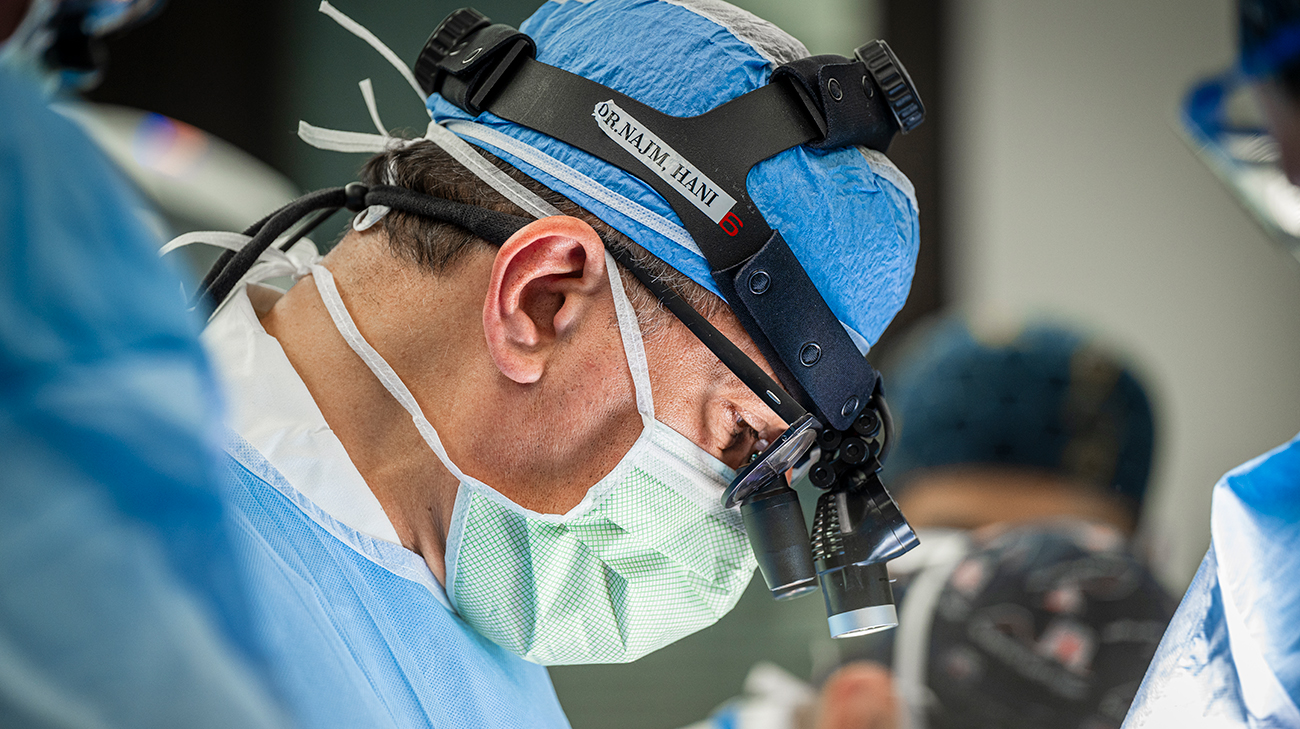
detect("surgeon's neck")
(259, 234), (641, 584)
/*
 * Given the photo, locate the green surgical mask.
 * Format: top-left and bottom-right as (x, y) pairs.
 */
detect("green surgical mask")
(312, 253), (757, 666)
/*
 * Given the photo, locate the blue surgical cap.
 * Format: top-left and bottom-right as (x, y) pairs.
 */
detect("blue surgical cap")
(426, 0), (920, 351)
(882, 318), (1157, 509)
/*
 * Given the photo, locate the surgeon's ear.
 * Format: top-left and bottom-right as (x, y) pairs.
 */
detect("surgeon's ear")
(483, 215), (608, 384)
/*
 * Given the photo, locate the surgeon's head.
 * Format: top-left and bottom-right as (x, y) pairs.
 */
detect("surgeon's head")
(881, 317), (1155, 535)
(257, 0), (918, 665)
(317, 140), (784, 510)
(287, 0), (917, 512)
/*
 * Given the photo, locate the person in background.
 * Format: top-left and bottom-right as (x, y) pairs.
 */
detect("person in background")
(0, 2), (288, 726)
(1122, 0), (1300, 724)
(692, 316), (1174, 729)
(880, 316), (1156, 538)
(819, 523), (1174, 729)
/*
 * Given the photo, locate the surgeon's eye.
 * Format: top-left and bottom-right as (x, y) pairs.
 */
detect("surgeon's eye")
(720, 412), (767, 469)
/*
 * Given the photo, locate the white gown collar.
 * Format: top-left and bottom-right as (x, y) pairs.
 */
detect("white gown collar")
(202, 286), (403, 546)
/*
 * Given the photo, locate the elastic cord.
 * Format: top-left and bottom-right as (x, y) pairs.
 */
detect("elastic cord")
(200, 187), (348, 310)
(195, 206), (284, 303)
(365, 185), (532, 244)
(279, 207), (339, 252)
(196, 185), (537, 314)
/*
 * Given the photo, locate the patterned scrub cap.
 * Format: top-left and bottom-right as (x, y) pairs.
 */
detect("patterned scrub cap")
(836, 523), (1175, 729)
(882, 317), (1157, 509)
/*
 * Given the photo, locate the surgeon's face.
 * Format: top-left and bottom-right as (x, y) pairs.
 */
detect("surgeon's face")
(366, 213), (791, 516)
(642, 303), (790, 470)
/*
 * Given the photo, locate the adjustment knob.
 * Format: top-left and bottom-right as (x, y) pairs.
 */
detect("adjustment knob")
(854, 39), (925, 134)
(414, 8), (492, 95)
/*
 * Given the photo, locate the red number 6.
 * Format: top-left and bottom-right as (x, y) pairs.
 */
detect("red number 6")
(719, 211), (743, 237)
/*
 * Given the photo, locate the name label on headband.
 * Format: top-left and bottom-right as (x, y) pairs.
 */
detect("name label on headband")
(593, 100), (737, 225)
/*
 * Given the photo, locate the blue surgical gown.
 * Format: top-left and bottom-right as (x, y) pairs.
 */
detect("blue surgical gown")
(219, 431), (572, 728)
(1125, 433), (1300, 727)
(0, 66), (287, 727)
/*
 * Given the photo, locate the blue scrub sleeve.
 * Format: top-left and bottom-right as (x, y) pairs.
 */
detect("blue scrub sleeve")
(0, 65), (288, 728)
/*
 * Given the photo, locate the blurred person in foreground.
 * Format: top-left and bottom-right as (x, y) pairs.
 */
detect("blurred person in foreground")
(1120, 0), (1300, 725)
(691, 317), (1174, 729)
(0, 1), (287, 726)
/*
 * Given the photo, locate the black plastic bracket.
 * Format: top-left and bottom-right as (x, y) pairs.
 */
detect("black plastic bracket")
(771, 55), (896, 152)
(414, 13), (537, 116)
(726, 231), (875, 429)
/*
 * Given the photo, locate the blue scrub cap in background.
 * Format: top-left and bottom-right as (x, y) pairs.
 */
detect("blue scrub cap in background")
(881, 317), (1156, 510)
(427, 0), (920, 351)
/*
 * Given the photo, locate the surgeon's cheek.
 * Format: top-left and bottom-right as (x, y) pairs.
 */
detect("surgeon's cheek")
(810, 661), (898, 729)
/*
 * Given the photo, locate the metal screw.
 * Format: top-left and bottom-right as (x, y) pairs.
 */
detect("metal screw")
(853, 410), (879, 437)
(827, 77), (843, 101)
(799, 342), (822, 366)
(462, 47), (482, 64)
(862, 76), (874, 98)
(817, 428), (842, 450)
(840, 395), (860, 419)
(748, 270), (771, 295)
(840, 438), (868, 465)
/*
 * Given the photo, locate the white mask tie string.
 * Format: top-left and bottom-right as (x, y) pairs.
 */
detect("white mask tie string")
(160, 232), (320, 282)
(311, 264), (469, 481)
(359, 78), (388, 136)
(317, 1), (429, 113)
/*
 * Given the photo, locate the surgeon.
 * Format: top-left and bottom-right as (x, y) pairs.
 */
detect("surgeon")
(0, 1), (288, 726)
(185, 0), (920, 727)
(1123, 0), (1300, 725)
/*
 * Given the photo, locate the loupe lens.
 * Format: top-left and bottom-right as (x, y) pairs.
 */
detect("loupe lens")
(821, 562), (897, 638)
(811, 471), (917, 639)
(723, 413), (819, 508)
(740, 479), (818, 600)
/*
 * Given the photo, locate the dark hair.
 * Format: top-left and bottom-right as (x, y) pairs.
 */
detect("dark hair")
(1241, 0), (1300, 96)
(358, 141), (725, 330)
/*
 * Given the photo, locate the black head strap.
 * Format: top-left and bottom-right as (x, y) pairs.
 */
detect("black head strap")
(196, 182), (808, 426)
(412, 9), (925, 430)
(197, 184), (534, 311)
